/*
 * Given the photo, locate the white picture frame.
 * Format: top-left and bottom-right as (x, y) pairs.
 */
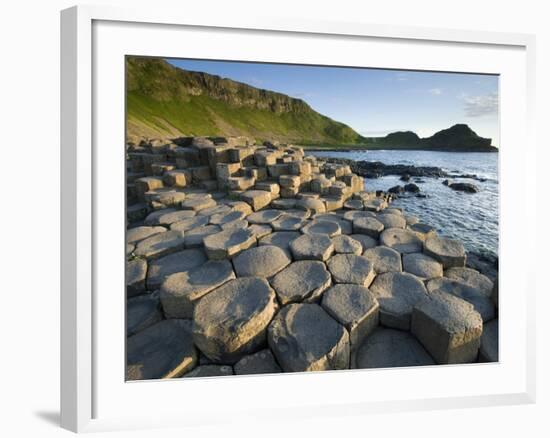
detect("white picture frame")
(60, 4), (536, 433)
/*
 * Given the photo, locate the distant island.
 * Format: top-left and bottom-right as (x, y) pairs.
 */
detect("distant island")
(126, 57), (497, 152)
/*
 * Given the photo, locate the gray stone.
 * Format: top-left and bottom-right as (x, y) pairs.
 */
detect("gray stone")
(409, 223), (437, 240)
(259, 231), (301, 250)
(170, 215), (210, 232)
(355, 328), (435, 369)
(327, 254), (375, 286)
(127, 258), (147, 297)
(350, 234), (378, 252)
(127, 293), (163, 336)
(444, 267), (494, 297)
(127, 243), (135, 257)
(240, 190), (272, 211)
(424, 236), (466, 268)
(363, 246), (403, 273)
(233, 245), (292, 278)
(380, 228), (423, 253)
(284, 209), (311, 220)
(180, 197), (217, 212)
(127, 320), (197, 380)
(152, 210), (197, 226)
(343, 199), (364, 210)
(479, 319), (499, 362)
(402, 252), (443, 280)
(369, 272), (429, 330)
(247, 209), (283, 224)
(127, 226), (167, 244)
(193, 278), (278, 363)
(411, 291), (483, 364)
(377, 214), (406, 229)
(182, 364), (234, 378)
(271, 214), (307, 231)
(301, 220), (341, 237)
(321, 284), (379, 349)
(313, 215), (353, 234)
(405, 215), (420, 226)
(331, 235), (362, 255)
(271, 260), (332, 305)
(426, 278), (495, 322)
(197, 204), (232, 217)
(353, 217), (384, 238)
(343, 210), (376, 222)
(134, 230), (186, 260)
(220, 219), (248, 231)
(160, 260), (235, 319)
(144, 208), (177, 226)
(271, 198), (297, 210)
(492, 277), (499, 308)
(209, 210), (245, 226)
(203, 228), (256, 260)
(296, 198), (326, 214)
(184, 225), (221, 248)
(268, 303), (350, 372)
(147, 248), (208, 290)
(227, 201), (253, 216)
(248, 224), (273, 239)
(290, 234), (334, 261)
(234, 349), (282, 375)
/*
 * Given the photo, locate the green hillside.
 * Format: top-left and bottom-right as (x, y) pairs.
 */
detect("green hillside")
(126, 57), (363, 145)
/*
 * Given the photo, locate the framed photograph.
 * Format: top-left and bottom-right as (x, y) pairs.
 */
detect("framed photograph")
(61, 5), (536, 433)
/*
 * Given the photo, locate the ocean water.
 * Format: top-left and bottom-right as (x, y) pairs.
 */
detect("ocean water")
(309, 150), (499, 259)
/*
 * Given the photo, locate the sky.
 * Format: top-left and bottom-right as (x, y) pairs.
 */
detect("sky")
(167, 58), (499, 146)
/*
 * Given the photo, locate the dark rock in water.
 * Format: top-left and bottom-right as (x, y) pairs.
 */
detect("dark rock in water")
(404, 183), (420, 193)
(414, 179), (425, 183)
(375, 190), (385, 197)
(400, 174), (411, 182)
(388, 185), (404, 194)
(442, 179), (451, 186)
(449, 182), (479, 193)
(415, 193), (427, 198)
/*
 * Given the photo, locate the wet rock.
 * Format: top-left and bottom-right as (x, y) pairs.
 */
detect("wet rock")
(353, 217), (384, 238)
(193, 278), (278, 363)
(268, 303), (350, 372)
(127, 293), (163, 336)
(127, 226), (167, 244)
(444, 267), (494, 297)
(363, 246), (403, 273)
(369, 272), (429, 330)
(234, 349), (282, 375)
(271, 260), (332, 305)
(327, 254), (375, 286)
(411, 291), (483, 364)
(134, 230), (187, 260)
(147, 248), (207, 290)
(449, 182), (479, 193)
(424, 235), (466, 268)
(355, 328), (435, 368)
(402, 252), (443, 280)
(290, 234), (334, 261)
(160, 260), (235, 318)
(404, 183), (420, 193)
(233, 245), (292, 278)
(203, 228), (256, 260)
(479, 319), (499, 362)
(182, 364), (234, 378)
(127, 320), (197, 380)
(321, 284), (379, 349)
(331, 235), (363, 255)
(127, 258), (148, 297)
(389, 185), (404, 194)
(301, 220), (341, 237)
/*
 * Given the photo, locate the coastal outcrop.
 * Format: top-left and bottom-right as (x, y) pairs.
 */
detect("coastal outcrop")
(126, 136), (498, 379)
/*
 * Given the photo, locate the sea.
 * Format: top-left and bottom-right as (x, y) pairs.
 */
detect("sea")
(308, 149), (499, 260)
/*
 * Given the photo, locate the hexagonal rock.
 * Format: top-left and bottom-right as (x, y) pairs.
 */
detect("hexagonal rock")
(234, 349), (282, 375)
(152, 210), (197, 226)
(402, 253), (443, 280)
(285, 209), (311, 220)
(127, 320), (198, 380)
(295, 198), (326, 214)
(127, 293), (163, 336)
(479, 319), (499, 362)
(203, 228), (256, 260)
(369, 272), (429, 330)
(271, 261), (332, 305)
(227, 201), (253, 216)
(193, 278), (278, 363)
(343, 210), (376, 222)
(377, 214), (406, 229)
(423, 235), (466, 268)
(170, 215), (210, 232)
(180, 197), (217, 212)
(315, 216), (352, 234)
(290, 234), (334, 261)
(331, 235), (362, 255)
(259, 231), (301, 250)
(355, 328), (435, 369)
(184, 225), (221, 248)
(380, 228), (423, 254)
(350, 234), (378, 252)
(411, 291), (483, 364)
(327, 254), (375, 286)
(144, 208), (177, 226)
(271, 198), (297, 210)
(127, 258), (147, 297)
(444, 267), (494, 297)
(363, 246), (403, 273)
(220, 219), (248, 231)
(147, 248), (208, 290)
(353, 217), (384, 238)
(246, 209), (282, 224)
(209, 210), (245, 226)
(233, 245), (292, 278)
(240, 190), (272, 211)
(267, 303), (350, 372)
(134, 230), (186, 260)
(160, 260), (235, 319)
(301, 220), (341, 237)
(343, 199), (364, 210)
(426, 278), (495, 322)
(271, 214), (307, 231)
(197, 204), (232, 217)
(321, 284), (379, 349)
(182, 364), (234, 378)
(405, 215), (420, 226)
(384, 208), (403, 216)
(127, 226), (167, 244)
(409, 223), (437, 240)
(248, 224), (272, 239)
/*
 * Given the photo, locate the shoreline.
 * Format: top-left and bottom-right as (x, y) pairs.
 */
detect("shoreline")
(301, 145), (499, 153)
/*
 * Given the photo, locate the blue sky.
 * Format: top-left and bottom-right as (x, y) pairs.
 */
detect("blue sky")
(167, 58), (499, 146)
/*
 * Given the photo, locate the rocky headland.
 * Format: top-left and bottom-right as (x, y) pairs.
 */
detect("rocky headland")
(126, 135), (499, 380)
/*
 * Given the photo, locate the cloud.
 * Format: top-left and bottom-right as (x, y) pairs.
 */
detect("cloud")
(429, 88), (442, 95)
(462, 92), (498, 117)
